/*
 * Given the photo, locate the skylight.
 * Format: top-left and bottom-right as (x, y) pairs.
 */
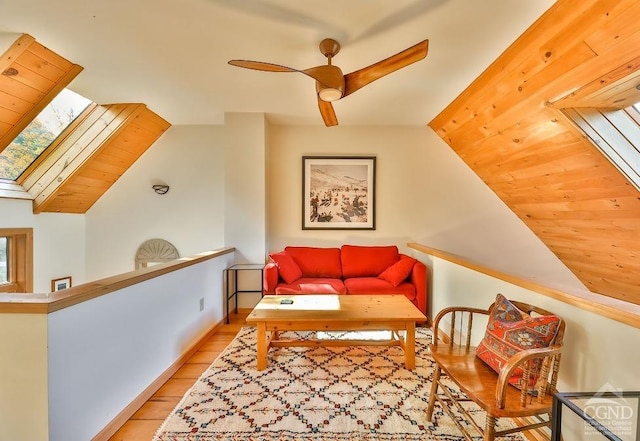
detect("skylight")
(564, 104), (640, 191)
(0, 88), (92, 181)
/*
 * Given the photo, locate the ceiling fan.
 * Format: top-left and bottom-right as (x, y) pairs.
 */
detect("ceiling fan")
(228, 38), (429, 126)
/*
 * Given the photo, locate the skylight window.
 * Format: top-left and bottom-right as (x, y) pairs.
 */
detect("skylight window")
(0, 88), (91, 181)
(564, 105), (640, 191)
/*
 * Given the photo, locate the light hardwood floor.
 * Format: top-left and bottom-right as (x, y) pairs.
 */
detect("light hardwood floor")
(108, 311), (250, 441)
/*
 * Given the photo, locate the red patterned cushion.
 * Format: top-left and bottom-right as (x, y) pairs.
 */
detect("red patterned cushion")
(488, 293), (528, 322)
(476, 294), (560, 388)
(269, 252), (302, 284)
(377, 255), (416, 287)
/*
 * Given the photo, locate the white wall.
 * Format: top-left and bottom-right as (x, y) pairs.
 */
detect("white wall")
(85, 117), (269, 307)
(266, 124), (585, 296)
(85, 125), (227, 280)
(267, 125), (429, 251)
(0, 198), (86, 292)
(224, 113), (267, 264)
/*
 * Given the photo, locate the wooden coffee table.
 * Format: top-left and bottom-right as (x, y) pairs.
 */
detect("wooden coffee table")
(245, 294), (426, 371)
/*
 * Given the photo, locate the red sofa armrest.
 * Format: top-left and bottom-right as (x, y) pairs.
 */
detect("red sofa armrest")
(410, 259), (428, 317)
(263, 261), (279, 294)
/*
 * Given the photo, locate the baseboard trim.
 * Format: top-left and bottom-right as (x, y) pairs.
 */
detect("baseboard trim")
(92, 318), (225, 441)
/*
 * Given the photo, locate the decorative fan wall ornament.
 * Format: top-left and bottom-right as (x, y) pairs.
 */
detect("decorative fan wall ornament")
(135, 238), (179, 269)
(229, 38), (429, 126)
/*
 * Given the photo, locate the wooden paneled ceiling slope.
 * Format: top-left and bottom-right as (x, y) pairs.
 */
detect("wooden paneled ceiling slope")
(0, 34), (170, 213)
(430, 0), (640, 306)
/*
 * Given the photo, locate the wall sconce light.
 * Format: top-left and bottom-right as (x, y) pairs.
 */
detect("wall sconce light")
(152, 184), (170, 195)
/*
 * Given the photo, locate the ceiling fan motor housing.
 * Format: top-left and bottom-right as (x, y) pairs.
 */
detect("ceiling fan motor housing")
(315, 65), (345, 101)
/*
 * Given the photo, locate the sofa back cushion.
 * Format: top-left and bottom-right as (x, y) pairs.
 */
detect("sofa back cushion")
(341, 245), (400, 278)
(284, 246), (342, 278)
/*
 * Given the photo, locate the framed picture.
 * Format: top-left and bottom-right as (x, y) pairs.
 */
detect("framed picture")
(302, 156), (376, 230)
(51, 276), (72, 292)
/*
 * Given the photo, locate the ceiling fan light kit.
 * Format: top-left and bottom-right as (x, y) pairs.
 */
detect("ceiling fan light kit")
(228, 38), (428, 126)
(318, 87), (342, 102)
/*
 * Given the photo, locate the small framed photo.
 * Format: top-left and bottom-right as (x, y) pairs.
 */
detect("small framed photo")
(302, 156), (376, 230)
(51, 276), (72, 292)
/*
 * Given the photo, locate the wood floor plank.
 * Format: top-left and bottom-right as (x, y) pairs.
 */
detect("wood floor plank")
(153, 378), (200, 398)
(132, 399), (179, 420)
(187, 350), (221, 364)
(108, 419), (162, 441)
(198, 339), (235, 352)
(173, 362), (210, 379)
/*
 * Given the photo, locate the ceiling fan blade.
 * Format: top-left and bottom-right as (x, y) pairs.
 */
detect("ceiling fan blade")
(318, 97), (338, 126)
(229, 60), (337, 86)
(228, 60), (299, 73)
(343, 39), (428, 97)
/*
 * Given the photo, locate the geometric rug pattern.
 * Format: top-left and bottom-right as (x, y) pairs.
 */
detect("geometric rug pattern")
(153, 327), (524, 440)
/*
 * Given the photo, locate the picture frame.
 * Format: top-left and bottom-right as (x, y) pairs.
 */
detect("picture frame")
(302, 156), (376, 230)
(51, 276), (72, 292)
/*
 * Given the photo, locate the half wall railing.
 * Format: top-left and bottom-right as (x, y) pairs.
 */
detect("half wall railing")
(0, 247), (235, 441)
(408, 242), (640, 330)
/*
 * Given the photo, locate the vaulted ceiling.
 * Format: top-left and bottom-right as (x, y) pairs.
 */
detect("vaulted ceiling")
(0, 0), (553, 126)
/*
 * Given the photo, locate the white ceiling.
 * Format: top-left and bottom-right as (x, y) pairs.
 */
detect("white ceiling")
(1, 0), (554, 126)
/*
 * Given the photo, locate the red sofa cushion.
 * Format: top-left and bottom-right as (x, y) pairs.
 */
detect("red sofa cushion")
(275, 277), (347, 295)
(378, 255), (417, 287)
(344, 277), (416, 300)
(284, 247), (342, 278)
(340, 245), (400, 278)
(269, 251), (302, 284)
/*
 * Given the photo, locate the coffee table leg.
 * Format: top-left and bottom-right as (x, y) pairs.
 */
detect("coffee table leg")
(404, 321), (416, 370)
(256, 322), (268, 370)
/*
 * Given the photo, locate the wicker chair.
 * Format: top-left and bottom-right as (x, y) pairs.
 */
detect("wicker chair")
(426, 299), (565, 441)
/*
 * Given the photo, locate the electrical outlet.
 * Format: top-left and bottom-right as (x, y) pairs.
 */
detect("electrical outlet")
(199, 297), (204, 311)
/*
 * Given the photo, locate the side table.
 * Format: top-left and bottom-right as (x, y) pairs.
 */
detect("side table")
(552, 391), (640, 441)
(224, 263), (265, 323)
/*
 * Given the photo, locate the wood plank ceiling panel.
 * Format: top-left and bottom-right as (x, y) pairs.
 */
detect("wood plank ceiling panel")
(429, 0), (640, 304)
(35, 106), (170, 213)
(0, 34), (82, 153)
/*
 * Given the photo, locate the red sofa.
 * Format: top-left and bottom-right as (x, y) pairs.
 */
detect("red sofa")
(263, 245), (427, 315)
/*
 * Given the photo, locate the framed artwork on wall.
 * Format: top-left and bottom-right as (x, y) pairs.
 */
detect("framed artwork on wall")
(51, 276), (72, 292)
(302, 156), (376, 230)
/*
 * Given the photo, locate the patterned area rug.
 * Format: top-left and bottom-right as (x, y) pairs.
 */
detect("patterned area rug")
(153, 327), (524, 440)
